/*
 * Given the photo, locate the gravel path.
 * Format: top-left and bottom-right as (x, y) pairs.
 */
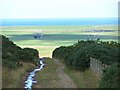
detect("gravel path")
(53, 59), (77, 88)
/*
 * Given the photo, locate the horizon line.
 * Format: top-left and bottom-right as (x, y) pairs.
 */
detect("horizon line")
(0, 17), (118, 19)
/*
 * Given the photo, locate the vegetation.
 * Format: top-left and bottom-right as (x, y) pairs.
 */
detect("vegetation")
(52, 40), (119, 88)
(1, 25), (119, 88)
(64, 68), (99, 88)
(53, 40), (119, 70)
(1, 35), (40, 88)
(2, 25), (118, 57)
(2, 35), (39, 69)
(33, 58), (60, 88)
(99, 63), (119, 88)
(2, 63), (36, 88)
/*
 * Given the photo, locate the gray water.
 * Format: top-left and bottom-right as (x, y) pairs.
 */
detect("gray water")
(24, 59), (45, 89)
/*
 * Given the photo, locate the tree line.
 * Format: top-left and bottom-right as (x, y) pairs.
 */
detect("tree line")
(2, 35), (39, 69)
(52, 39), (119, 88)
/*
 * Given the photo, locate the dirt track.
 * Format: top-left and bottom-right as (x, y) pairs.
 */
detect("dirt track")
(53, 59), (77, 88)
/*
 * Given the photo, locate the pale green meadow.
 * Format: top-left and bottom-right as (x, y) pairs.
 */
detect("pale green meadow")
(2, 25), (118, 57)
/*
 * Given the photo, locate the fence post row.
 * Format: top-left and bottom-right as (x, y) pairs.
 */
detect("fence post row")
(90, 57), (109, 77)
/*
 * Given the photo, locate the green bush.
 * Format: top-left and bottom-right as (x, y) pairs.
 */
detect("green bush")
(52, 40), (119, 71)
(99, 63), (119, 88)
(2, 35), (39, 69)
(72, 47), (90, 71)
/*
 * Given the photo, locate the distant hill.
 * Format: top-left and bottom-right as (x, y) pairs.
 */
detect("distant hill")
(2, 35), (39, 69)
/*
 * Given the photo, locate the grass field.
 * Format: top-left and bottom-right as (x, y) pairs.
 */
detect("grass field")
(2, 25), (118, 57)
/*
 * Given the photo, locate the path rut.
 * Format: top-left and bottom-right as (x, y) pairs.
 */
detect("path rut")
(53, 59), (77, 88)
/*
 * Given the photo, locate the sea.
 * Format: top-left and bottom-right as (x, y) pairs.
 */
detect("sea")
(1, 18), (118, 26)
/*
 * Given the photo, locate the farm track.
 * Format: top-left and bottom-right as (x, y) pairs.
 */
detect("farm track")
(53, 58), (77, 88)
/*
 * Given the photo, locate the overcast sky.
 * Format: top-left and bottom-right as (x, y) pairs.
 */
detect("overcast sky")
(0, 0), (119, 18)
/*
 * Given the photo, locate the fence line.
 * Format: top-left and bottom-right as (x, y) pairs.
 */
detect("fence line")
(90, 57), (110, 77)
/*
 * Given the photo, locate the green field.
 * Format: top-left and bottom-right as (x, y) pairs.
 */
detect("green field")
(2, 25), (118, 57)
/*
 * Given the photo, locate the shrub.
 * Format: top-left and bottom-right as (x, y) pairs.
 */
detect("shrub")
(52, 40), (119, 71)
(99, 63), (119, 88)
(2, 35), (39, 69)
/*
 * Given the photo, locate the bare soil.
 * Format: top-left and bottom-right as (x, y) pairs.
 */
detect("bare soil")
(53, 58), (77, 88)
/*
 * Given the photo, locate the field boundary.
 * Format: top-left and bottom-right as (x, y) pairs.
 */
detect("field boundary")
(90, 57), (110, 77)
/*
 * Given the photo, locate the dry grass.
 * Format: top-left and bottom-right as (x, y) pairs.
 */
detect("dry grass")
(33, 58), (60, 88)
(0, 65), (2, 89)
(2, 62), (36, 88)
(64, 67), (100, 88)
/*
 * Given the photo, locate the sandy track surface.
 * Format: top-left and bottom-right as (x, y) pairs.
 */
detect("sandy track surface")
(53, 59), (77, 88)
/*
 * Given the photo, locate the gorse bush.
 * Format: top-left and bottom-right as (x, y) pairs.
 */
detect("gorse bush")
(52, 39), (119, 88)
(99, 63), (119, 88)
(52, 40), (119, 70)
(2, 35), (39, 69)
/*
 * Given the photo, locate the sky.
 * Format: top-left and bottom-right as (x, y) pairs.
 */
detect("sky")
(0, 0), (119, 18)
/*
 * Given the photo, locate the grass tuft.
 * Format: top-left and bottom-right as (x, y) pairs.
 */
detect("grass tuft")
(2, 62), (36, 88)
(33, 58), (60, 88)
(64, 67), (100, 88)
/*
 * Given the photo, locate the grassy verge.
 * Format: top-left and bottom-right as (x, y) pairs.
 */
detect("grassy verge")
(33, 58), (60, 88)
(64, 67), (100, 88)
(55, 59), (99, 88)
(2, 62), (36, 88)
